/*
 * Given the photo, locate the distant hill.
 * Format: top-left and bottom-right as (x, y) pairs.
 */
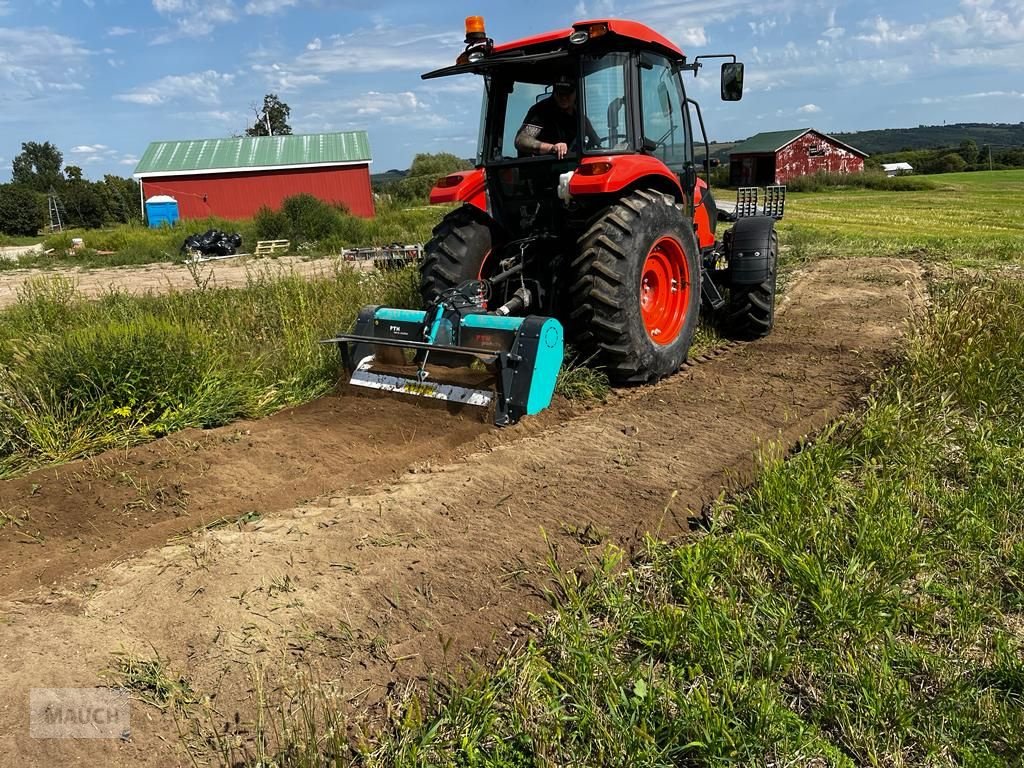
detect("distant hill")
(371, 168), (408, 187)
(831, 123), (1024, 155)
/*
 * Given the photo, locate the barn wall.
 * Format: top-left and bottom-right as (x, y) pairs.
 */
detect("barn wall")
(774, 132), (864, 183)
(730, 154), (776, 187)
(141, 164), (375, 221)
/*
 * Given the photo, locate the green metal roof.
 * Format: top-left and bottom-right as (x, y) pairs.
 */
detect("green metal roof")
(134, 131), (372, 177)
(729, 128), (868, 158)
(729, 129), (811, 155)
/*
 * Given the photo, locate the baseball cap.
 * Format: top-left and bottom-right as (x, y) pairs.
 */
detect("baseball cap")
(553, 75), (576, 93)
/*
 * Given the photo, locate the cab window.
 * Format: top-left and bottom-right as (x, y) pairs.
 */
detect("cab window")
(582, 52), (631, 153)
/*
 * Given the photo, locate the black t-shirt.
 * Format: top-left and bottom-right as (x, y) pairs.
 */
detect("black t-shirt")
(520, 97), (580, 146)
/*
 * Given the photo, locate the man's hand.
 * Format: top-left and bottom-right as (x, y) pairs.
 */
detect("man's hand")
(552, 142), (568, 159)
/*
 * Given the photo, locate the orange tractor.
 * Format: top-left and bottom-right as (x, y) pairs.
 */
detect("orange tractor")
(330, 17), (780, 425)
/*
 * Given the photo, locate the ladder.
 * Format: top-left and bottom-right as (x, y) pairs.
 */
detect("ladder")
(47, 191), (68, 233)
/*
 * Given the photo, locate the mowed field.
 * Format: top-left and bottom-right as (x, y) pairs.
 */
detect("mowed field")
(0, 171), (1022, 767)
(778, 170), (1024, 264)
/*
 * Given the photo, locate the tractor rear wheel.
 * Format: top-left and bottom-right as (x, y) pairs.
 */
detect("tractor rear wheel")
(570, 189), (701, 383)
(419, 205), (493, 305)
(724, 230), (778, 339)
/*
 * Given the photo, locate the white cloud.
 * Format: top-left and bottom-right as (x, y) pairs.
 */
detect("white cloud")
(922, 89), (1024, 104)
(0, 0), (13, 15)
(338, 90), (426, 119)
(855, 16), (926, 45)
(151, 0), (237, 39)
(749, 19), (777, 36)
(115, 70), (235, 106)
(302, 89), (453, 132)
(252, 62), (324, 91)
(306, 37), (321, 51)
(244, 0), (298, 14)
(71, 144), (109, 153)
(107, 26), (135, 37)
(295, 25), (460, 74)
(0, 27), (90, 109)
(797, 103), (822, 113)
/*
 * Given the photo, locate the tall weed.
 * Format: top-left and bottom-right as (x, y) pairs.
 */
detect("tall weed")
(0, 265), (420, 477)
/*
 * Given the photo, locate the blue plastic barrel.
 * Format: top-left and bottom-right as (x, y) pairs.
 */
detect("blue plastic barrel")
(145, 195), (179, 228)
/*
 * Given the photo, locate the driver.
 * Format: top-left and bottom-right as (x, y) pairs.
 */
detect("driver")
(514, 75), (601, 159)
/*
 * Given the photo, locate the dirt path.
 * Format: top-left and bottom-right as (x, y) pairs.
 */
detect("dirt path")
(0, 255), (356, 309)
(0, 258), (924, 767)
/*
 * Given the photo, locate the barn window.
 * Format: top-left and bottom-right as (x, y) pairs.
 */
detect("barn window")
(808, 144), (825, 157)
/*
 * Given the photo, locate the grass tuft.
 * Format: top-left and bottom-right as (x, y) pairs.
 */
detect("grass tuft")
(114, 653), (196, 714)
(555, 349), (611, 401)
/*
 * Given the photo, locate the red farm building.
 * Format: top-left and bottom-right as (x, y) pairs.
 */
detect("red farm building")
(729, 128), (867, 186)
(133, 131), (374, 221)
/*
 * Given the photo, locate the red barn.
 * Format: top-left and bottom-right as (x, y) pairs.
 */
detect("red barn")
(729, 128), (867, 186)
(133, 131), (374, 221)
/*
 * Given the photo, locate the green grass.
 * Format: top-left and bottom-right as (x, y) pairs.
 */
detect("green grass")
(0, 234), (43, 248)
(778, 170), (1024, 266)
(0, 265), (419, 478)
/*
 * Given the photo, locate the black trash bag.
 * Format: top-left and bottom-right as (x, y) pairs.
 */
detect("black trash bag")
(181, 230), (243, 257)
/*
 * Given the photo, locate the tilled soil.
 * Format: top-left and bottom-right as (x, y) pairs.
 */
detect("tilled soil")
(0, 258), (924, 767)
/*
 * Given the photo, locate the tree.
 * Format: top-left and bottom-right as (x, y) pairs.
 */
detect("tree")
(246, 94), (292, 137)
(959, 139), (979, 166)
(98, 175), (142, 224)
(387, 152), (473, 204)
(11, 141), (64, 192)
(0, 184), (45, 236)
(62, 180), (105, 229)
(64, 165), (84, 182)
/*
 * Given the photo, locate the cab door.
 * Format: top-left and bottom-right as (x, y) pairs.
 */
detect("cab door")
(637, 52), (692, 178)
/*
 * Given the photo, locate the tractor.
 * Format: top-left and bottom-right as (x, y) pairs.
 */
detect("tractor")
(328, 17), (780, 425)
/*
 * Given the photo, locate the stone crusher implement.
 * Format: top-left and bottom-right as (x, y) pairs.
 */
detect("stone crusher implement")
(323, 277), (564, 426)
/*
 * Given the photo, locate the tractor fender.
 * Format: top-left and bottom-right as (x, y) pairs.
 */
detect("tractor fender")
(726, 216), (776, 286)
(693, 179), (717, 250)
(429, 168), (488, 213)
(568, 156), (683, 200)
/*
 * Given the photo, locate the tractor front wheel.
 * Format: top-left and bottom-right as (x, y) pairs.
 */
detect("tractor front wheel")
(570, 189), (701, 383)
(419, 205), (493, 305)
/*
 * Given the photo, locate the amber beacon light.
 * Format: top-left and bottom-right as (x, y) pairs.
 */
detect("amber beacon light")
(465, 15), (486, 42)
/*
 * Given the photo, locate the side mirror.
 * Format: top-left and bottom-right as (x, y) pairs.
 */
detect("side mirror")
(721, 62), (744, 101)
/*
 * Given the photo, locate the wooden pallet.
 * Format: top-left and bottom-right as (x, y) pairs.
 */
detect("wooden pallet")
(255, 239), (290, 257)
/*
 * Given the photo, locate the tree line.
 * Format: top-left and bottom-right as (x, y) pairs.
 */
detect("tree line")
(0, 141), (142, 237)
(868, 138), (1024, 175)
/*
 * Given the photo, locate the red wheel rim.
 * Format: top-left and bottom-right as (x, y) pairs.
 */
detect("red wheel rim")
(640, 236), (690, 345)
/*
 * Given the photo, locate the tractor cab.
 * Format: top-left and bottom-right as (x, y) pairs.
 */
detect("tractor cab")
(425, 18), (741, 242)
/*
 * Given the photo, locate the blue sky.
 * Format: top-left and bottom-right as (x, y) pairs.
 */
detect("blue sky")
(1, 0), (1022, 181)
